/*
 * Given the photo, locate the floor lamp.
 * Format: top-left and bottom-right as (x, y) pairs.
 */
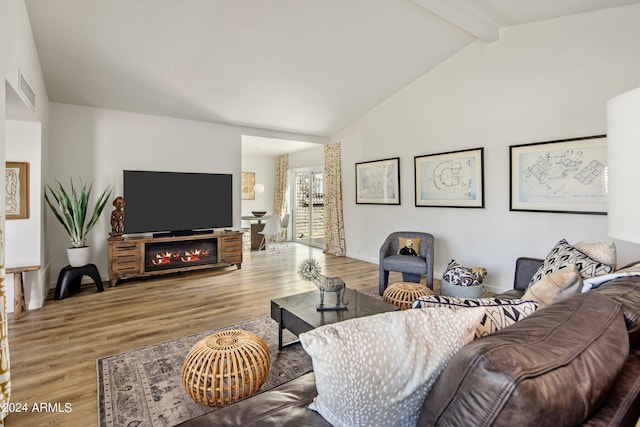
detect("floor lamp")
(607, 87), (640, 244)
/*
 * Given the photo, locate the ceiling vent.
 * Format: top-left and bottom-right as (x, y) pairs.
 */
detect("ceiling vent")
(18, 69), (36, 112)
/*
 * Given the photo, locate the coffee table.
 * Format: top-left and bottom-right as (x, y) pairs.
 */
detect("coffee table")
(270, 287), (398, 349)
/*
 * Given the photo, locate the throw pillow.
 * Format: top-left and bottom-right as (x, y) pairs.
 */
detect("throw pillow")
(411, 295), (538, 339)
(398, 236), (420, 256)
(299, 307), (485, 427)
(574, 241), (617, 270)
(442, 260), (487, 287)
(522, 264), (582, 308)
(529, 239), (613, 286)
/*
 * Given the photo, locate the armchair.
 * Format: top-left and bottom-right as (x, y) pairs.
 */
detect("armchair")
(379, 231), (434, 295)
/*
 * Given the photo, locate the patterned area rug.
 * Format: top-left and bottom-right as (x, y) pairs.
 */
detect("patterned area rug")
(97, 315), (312, 427)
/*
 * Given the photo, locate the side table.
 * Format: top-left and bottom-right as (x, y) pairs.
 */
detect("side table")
(54, 264), (104, 300)
(6, 265), (40, 319)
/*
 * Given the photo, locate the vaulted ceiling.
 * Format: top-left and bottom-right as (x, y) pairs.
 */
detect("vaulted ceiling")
(25, 0), (640, 138)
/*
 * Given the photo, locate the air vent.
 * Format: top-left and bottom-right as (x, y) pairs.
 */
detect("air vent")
(18, 69), (36, 111)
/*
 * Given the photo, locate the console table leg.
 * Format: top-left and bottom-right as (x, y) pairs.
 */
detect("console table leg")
(13, 273), (25, 320)
(278, 307), (284, 350)
(6, 266), (40, 320)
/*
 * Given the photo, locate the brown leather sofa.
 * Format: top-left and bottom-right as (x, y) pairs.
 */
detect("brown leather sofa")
(180, 272), (640, 427)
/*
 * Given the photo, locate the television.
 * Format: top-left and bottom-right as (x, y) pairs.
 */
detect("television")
(123, 170), (233, 235)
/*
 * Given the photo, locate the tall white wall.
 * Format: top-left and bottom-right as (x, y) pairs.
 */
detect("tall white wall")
(1, 0), (49, 312)
(335, 5), (640, 292)
(5, 120), (42, 308)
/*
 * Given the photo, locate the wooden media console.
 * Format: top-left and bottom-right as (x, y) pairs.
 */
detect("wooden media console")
(107, 231), (242, 286)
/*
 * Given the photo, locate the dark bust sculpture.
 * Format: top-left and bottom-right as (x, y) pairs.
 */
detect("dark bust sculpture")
(109, 196), (125, 240)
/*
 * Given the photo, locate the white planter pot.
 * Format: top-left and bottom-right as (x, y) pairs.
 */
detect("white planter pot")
(67, 247), (91, 267)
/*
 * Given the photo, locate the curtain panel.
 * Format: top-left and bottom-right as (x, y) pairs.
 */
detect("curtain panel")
(273, 154), (288, 216)
(323, 143), (346, 256)
(0, 228), (10, 426)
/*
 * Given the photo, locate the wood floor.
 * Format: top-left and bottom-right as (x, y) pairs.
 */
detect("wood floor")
(6, 243), (400, 427)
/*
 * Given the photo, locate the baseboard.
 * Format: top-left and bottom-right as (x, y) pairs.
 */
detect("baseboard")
(345, 251), (377, 264)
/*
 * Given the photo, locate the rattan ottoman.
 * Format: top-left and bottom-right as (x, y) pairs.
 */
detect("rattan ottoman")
(383, 282), (434, 310)
(181, 329), (270, 407)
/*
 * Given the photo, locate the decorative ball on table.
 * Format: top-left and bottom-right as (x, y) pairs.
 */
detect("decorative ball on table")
(181, 329), (270, 407)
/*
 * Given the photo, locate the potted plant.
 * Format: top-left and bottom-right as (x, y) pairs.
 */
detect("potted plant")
(45, 178), (112, 267)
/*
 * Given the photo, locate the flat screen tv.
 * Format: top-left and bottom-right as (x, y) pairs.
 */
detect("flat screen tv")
(123, 170), (233, 235)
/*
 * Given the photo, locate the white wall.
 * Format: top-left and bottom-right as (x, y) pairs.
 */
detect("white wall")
(241, 154), (276, 216)
(1, 0), (50, 312)
(334, 5), (640, 292)
(47, 103), (324, 282)
(289, 145), (324, 170)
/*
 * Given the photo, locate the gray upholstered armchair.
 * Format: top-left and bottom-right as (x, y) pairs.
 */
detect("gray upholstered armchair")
(379, 231), (434, 295)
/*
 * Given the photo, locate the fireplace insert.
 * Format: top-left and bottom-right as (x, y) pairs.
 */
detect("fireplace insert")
(144, 238), (217, 272)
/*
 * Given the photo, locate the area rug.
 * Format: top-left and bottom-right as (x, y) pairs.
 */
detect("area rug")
(97, 315), (312, 427)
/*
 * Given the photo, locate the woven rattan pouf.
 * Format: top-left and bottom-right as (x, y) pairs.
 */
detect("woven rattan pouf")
(181, 329), (271, 407)
(383, 282), (434, 310)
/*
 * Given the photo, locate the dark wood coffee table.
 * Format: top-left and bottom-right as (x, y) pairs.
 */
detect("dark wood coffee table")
(270, 287), (398, 349)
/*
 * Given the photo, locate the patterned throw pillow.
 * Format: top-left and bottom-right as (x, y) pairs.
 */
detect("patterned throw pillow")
(398, 236), (421, 256)
(442, 260), (487, 287)
(529, 239), (614, 286)
(411, 295), (539, 339)
(299, 308), (485, 427)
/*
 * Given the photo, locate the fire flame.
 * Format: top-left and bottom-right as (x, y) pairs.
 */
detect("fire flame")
(181, 249), (209, 263)
(151, 251), (180, 265)
(151, 248), (211, 266)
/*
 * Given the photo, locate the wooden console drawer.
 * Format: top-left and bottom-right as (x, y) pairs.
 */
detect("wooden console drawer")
(112, 261), (141, 275)
(108, 231), (242, 285)
(220, 234), (243, 265)
(111, 243), (139, 257)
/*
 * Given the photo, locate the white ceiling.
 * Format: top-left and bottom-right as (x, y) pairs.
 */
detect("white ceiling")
(242, 135), (321, 156)
(24, 0), (640, 153)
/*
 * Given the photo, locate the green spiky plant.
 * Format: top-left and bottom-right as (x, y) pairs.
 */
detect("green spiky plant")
(45, 178), (112, 248)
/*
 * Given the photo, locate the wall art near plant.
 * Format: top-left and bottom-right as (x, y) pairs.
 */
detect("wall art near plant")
(5, 161), (29, 219)
(355, 157), (400, 205)
(241, 172), (255, 200)
(510, 135), (607, 215)
(414, 148), (484, 208)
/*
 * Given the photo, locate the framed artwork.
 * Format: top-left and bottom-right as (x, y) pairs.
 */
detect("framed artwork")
(355, 157), (400, 205)
(414, 148), (484, 208)
(5, 161), (29, 219)
(509, 135), (607, 215)
(241, 172), (255, 200)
